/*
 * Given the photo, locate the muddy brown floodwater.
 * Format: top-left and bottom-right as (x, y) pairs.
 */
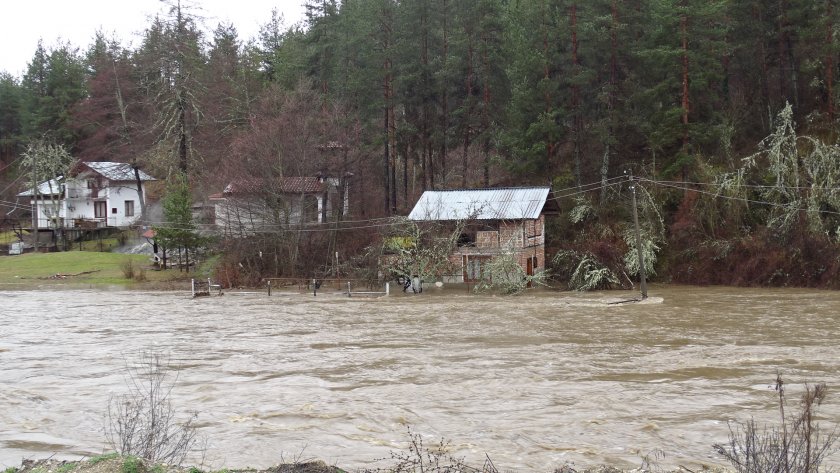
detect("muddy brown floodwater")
(1, 286), (839, 471)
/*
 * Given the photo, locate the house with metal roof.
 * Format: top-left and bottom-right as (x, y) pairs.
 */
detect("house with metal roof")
(210, 175), (350, 237)
(407, 187), (558, 284)
(17, 161), (155, 230)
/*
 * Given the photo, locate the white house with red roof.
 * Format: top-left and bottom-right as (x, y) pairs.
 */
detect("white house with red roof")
(17, 161), (155, 229)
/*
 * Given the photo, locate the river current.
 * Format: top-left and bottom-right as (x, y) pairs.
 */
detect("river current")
(1, 286), (838, 471)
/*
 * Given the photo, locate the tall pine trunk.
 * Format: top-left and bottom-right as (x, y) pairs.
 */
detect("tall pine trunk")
(827, 0), (835, 123)
(463, 35), (475, 188)
(681, 11), (690, 150)
(601, 1), (619, 204)
(571, 3), (582, 187)
(541, 0), (555, 164)
(481, 34), (492, 187)
(440, 0), (449, 187)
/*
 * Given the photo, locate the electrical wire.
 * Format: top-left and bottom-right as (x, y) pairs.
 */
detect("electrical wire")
(12, 174), (839, 234)
(640, 178), (840, 217)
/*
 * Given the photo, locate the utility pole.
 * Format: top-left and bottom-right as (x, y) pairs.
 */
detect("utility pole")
(630, 175), (648, 299)
(32, 151), (39, 253)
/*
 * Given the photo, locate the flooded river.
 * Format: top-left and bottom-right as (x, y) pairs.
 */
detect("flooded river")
(1, 286), (839, 471)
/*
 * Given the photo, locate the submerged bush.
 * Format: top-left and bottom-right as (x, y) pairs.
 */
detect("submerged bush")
(553, 249), (621, 291)
(105, 352), (200, 465)
(713, 375), (839, 473)
(363, 426), (499, 473)
(473, 251), (548, 294)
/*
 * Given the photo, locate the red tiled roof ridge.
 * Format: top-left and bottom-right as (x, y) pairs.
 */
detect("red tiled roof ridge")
(222, 176), (326, 195)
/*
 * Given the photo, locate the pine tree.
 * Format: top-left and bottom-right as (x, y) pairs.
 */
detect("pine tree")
(21, 40), (88, 147)
(135, 1), (207, 176)
(0, 73), (24, 164)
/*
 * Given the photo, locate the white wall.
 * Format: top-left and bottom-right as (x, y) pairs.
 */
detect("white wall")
(32, 176), (146, 228)
(213, 194), (323, 237)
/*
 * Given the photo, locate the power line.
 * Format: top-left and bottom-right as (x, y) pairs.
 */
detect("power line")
(0, 155), (24, 174)
(641, 178), (840, 217)
(0, 173), (25, 196)
(650, 178), (840, 191)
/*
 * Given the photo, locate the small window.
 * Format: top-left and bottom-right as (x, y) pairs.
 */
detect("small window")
(112, 207), (118, 214)
(94, 201), (107, 218)
(463, 255), (491, 282)
(125, 200), (135, 217)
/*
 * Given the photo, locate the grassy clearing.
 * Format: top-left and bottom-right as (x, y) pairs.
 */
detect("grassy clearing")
(0, 230), (26, 245)
(0, 251), (188, 288)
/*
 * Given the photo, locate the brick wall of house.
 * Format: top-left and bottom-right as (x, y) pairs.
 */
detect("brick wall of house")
(476, 230), (499, 248)
(446, 215), (546, 283)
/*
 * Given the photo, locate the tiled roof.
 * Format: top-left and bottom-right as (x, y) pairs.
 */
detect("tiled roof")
(408, 187), (550, 221)
(222, 177), (326, 195)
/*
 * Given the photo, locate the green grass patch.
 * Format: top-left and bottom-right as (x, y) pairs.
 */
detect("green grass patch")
(194, 254), (220, 279)
(88, 453), (120, 465)
(121, 456), (142, 473)
(4, 467), (20, 473)
(0, 230), (25, 245)
(55, 463), (77, 473)
(0, 251), (187, 287)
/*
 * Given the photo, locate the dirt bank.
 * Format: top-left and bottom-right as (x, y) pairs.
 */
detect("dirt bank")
(9, 456), (727, 473)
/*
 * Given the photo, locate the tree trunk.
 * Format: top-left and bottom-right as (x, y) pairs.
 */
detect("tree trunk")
(178, 92), (188, 174)
(383, 105), (391, 214)
(403, 141), (409, 206)
(777, 0), (794, 106)
(755, 3), (771, 131)
(681, 11), (690, 149)
(463, 33), (475, 188)
(601, 0), (619, 204)
(481, 32), (492, 187)
(828, 0), (835, 123)
(421, 1), (432, 191)
(440, 0), (449, 187)
(541, 0), (554, 165)
(571, 3), (582, 187)
(133, 166), (147, 225)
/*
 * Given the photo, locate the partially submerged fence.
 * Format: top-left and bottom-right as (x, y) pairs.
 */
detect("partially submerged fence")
(263, 278), (389, 297)
(192, 278), (222, 297)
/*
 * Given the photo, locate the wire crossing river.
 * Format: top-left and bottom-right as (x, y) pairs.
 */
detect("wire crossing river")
(1, 286), (839, 471)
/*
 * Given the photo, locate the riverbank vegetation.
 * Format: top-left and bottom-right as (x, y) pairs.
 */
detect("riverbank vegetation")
(5, 1), (840, 289)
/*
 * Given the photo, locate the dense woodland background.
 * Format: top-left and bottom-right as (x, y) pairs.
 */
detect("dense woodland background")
(3, 0), (840, 288)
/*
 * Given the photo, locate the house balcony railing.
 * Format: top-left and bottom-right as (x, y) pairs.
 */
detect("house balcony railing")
(66, 188), (101, 199)
(35, 217), (115, 229)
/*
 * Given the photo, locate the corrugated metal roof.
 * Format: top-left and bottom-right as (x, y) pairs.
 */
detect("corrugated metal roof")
(408, 187), (550, 221)
(81, 162), (155, 181)
(17, 162), (155, 197)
